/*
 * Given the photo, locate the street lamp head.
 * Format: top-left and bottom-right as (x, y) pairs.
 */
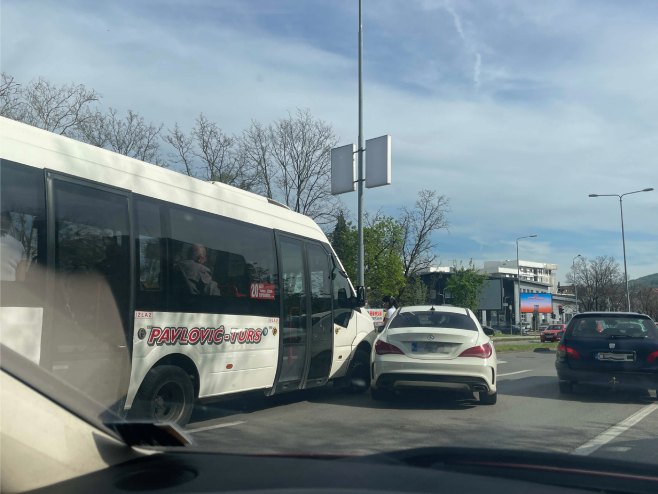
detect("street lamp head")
(588, 194), (598, 197)
(642, 187), (654, 192)
(529, 234), (538, 238)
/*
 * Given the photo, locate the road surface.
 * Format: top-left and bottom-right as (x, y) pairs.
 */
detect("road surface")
(185, 350), (658, 465)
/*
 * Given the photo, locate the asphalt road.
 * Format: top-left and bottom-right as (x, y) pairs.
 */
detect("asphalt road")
(185, 350), (658, 465)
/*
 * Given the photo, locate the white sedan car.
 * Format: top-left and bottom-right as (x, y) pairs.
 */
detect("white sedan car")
(370, 305), (498, 404)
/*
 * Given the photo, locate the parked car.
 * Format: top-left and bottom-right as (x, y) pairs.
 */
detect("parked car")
(541, 324), (567, 342)
(482, 325), (500, 335)
(555, 312), (658, 394)
(371, 305), (498, 404)
(492, 324), (524, 335)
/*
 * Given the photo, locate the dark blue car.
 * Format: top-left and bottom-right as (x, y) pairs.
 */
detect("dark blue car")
(555, 312), (658, 394)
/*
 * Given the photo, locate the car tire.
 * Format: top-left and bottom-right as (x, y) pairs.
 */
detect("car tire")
(558, 380), (574, 394)
(130, 365), (195, 426)
(479, 391), (497, 405)
(371, 387), (393, 401)
(346, 349), (371, 393)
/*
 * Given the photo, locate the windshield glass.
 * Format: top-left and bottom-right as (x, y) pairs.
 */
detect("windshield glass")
(389, 311), (478, 331)
(569, 316), (657, 339)
(2, 1), (658, 490)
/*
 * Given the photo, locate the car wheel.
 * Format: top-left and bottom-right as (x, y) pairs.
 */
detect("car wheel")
(371, 387), (393, 401)
(479, 391), (497, 405)
(558, 380), (574, 394)
(345, 349), (371, 393)
(130, 365), (195, 426)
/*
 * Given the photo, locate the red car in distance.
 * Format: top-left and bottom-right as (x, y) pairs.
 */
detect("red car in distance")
(541, 324), (567, 342)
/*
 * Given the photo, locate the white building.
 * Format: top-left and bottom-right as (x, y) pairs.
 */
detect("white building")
(483, 260), (558, 294)
(483, 260), (559, 326)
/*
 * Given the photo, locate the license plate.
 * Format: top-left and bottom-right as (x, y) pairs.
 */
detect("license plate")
(411, 342), (449, 353)
(596, 352), (634, 362)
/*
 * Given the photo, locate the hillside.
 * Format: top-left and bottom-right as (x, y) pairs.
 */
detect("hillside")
(630, 273), (658, 288)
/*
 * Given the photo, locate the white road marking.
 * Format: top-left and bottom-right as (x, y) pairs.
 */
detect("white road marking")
(604, 446), (632, 453)
(572, 403), (658, 456)
(497, 360), (508, 364)
(187, 420), (246, 433)
(498, 370), (531, 377)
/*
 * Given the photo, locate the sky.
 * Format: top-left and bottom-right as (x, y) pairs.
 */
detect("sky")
(2, 0), (657, 282)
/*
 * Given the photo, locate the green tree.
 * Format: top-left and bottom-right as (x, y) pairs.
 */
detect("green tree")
(328, 211), (358, 281)
(364, 215), (406, 304)
(399, 276), (428, 306)
(445, 260), (487, 312)
(328, 212), (405, 306)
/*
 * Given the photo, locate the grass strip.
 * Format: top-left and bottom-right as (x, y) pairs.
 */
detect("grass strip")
(494, 341), (559, 353)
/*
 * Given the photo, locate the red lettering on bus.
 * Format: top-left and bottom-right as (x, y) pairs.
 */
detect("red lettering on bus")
(158, 327), (171, 345)
(148, 327), (162, 345)
(253, 328), (263, 344)
(213, 326), (225, 343)
(201, 328), (214, 344)
(188, 327), (201, 344)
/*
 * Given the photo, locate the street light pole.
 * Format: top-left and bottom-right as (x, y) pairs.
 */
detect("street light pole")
(572, 254), (583, 314)
(516, 234), (538, 334)
(589, 187), (654, 312)
(357, 0), (365, 287)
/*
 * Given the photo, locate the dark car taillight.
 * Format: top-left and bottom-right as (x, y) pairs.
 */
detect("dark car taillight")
(458, 342), (493, 359)
(647, 351), (658, 364)
(557, 343), (580, 359)
(375, 339), (404, 355)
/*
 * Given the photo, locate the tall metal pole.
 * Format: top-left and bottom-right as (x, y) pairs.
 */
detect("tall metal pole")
(516, 234), (537, 334)
(572, 254), (582, 314)
(357, 0), (365, 287)
(510, 238), (523, 334)
(618, 195), (630, 311)
(589, 188), (653, 312)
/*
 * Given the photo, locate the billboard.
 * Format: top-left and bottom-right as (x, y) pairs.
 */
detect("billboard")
(477, 279), (503, 310)
(520, 293), (553, 313)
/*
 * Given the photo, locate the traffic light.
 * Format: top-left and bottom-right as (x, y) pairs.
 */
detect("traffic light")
(558, 305), (564, 315)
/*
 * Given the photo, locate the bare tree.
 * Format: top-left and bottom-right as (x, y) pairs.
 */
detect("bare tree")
(568, 256), (625, 311)
(77, 108), (162, 163)
(266, 109), (340, 225)
(0, 73), (25, 120)
(165, 114), (257, 189)
(20, 77), (99, 136)
(240, 120), (274, 199)
(399, 189), (450, 280)
(164, 123), (195, 176)
(631, 286), (658, 320)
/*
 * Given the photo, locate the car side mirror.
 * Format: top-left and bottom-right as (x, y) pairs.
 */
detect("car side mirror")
(483, 326), (495, 337)
(355, 286), (366, 308)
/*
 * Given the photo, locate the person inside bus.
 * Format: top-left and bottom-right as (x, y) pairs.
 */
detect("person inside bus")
(0, 211), (27, 282)
(177, 243), (221, 296)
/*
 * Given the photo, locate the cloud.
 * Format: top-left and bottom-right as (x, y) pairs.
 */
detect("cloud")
(2, 0), (657, 281)
(443, 0), (483, 90)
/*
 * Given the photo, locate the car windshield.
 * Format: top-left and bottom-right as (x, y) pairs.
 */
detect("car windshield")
(389, 311), (478, 331)
(569, 316), (657, 339)
(2, 1), (658, 492)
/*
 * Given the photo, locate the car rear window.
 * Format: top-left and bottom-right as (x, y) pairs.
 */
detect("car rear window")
(548, 325), (563, 330)
(388, 311), (478, 331)
(567, 316), (657, 339)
